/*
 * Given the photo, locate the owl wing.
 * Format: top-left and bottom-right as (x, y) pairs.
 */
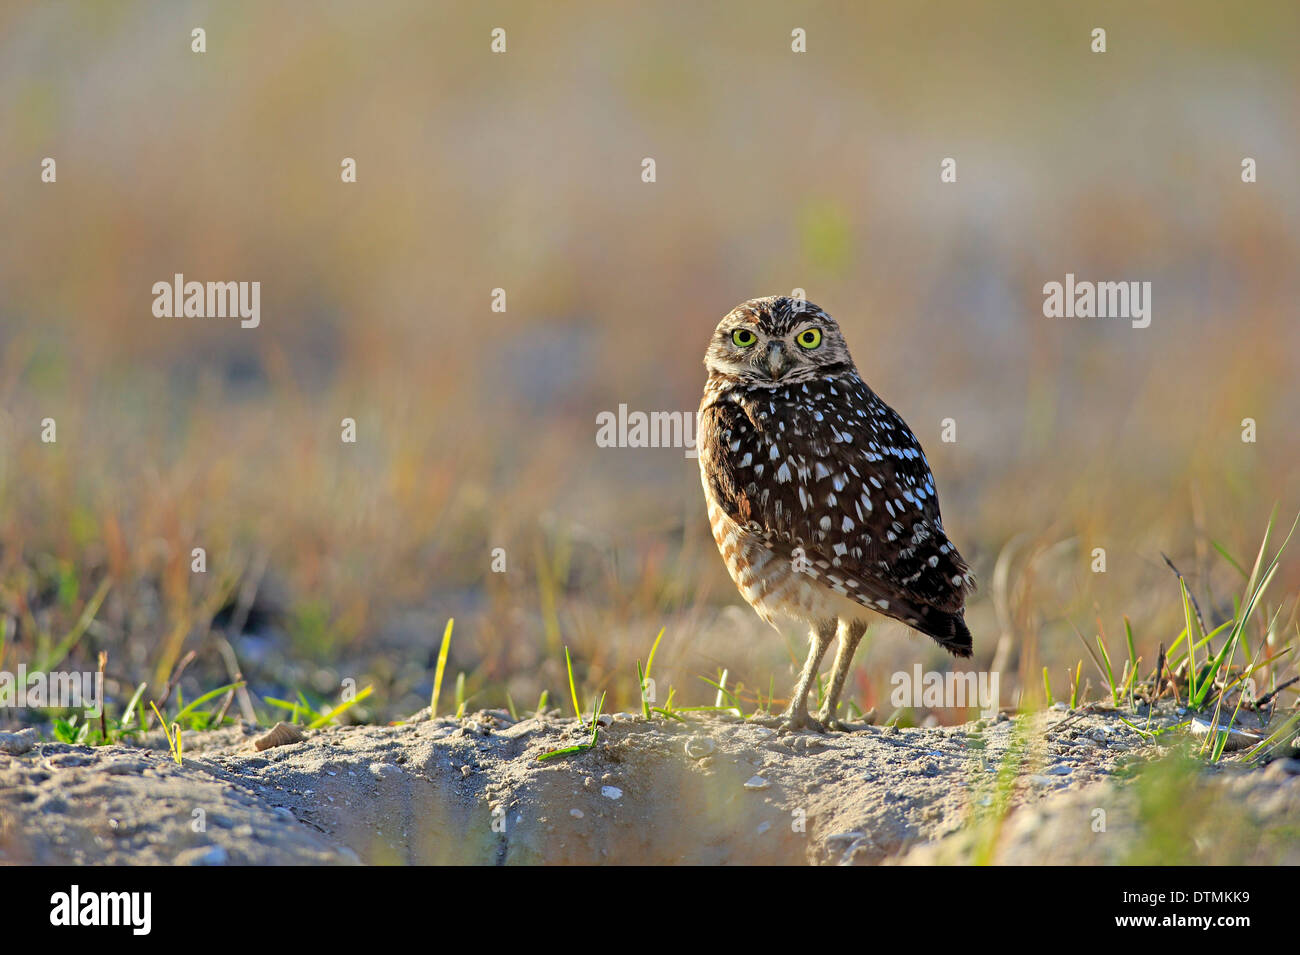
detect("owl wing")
(700, 381), (974, 655)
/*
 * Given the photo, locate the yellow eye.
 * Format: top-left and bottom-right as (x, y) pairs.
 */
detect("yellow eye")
(732, 328), (757, 347)
(796, 328), (822, 349)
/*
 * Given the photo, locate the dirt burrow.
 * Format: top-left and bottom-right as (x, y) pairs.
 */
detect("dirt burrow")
(0, 707), (1293, 865)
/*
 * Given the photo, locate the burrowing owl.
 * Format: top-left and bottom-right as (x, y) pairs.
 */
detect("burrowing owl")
(698, 296), (974, 732)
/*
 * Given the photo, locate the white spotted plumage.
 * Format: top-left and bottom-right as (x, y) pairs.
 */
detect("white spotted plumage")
(698, 296), (975, 731)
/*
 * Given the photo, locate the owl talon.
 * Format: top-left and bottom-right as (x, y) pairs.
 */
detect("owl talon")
(817, 703), (859, 732)
(777, 710), (827, 734)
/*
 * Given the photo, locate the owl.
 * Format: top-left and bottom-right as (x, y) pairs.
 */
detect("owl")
(698, 296), (974, 732)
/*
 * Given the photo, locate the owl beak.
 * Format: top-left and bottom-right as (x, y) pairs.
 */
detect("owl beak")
(766, 342), (789, 379)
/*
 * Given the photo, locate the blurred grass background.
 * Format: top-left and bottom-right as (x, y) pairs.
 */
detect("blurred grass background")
(1, 0), (1297, 725)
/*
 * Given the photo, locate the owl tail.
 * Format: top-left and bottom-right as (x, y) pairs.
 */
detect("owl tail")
(915, 606), (973, 658)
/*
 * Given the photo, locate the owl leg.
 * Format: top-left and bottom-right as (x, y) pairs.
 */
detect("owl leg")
(818, 618), (868, 731)
(779, 618), (836, 733)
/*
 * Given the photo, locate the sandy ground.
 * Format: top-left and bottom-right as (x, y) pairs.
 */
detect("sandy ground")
(1, 706), (1297, 865)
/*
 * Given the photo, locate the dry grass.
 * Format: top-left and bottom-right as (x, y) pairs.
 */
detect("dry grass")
(1, 0), (1298, 729)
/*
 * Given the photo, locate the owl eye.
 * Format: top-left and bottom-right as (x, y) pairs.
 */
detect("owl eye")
(796, 328), (822, 349)
(732, 328), (757, 347)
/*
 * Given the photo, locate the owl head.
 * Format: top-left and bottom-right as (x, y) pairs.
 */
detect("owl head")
(704, 296), (854, 386)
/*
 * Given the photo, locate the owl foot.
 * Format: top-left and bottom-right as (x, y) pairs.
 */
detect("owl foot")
(816, 705), (873, 733)
(777, 709), (826, 734)
(816, 705), (855, 732)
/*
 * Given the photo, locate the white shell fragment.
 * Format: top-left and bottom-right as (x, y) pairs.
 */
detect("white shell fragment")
(684, 737), (716, 759)
(254, 721), (305, 751)
(1188, 717), (1261, 752)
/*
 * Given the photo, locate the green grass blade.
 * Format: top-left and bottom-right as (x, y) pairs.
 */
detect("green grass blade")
(589, 690), (607, 743)
(307, 685), (373, 729)
(1097, 635), (1117, 706)
(698, 674), (741, 712)
(173, 681), (246, 723)
(564, 646), (583, 727)
(149, 701), (182, 764)
(454, 672), (467, 717)
(1212, 540), (1249, 579)
(1244, 710), (1300, 764)
(430, 617), (454, 718)
(1180, 580), (1200, 705)
(639, 626), (666, 720)
(120, 681), (149, 728)
(538, 688), (606, 760)
(637, 659), (649, 719)
(263, 697), (314, 721)
(645, 627), (664, 682)
(1124, 615), (1137, 674)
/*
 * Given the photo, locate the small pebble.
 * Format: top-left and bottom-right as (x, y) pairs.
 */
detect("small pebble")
(175, 845), (229, 866)
(601, 785), (623, 800)
(744, 775), (770, 790)
(0, 728), (38, 756)
(685, 737), (715, 759)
